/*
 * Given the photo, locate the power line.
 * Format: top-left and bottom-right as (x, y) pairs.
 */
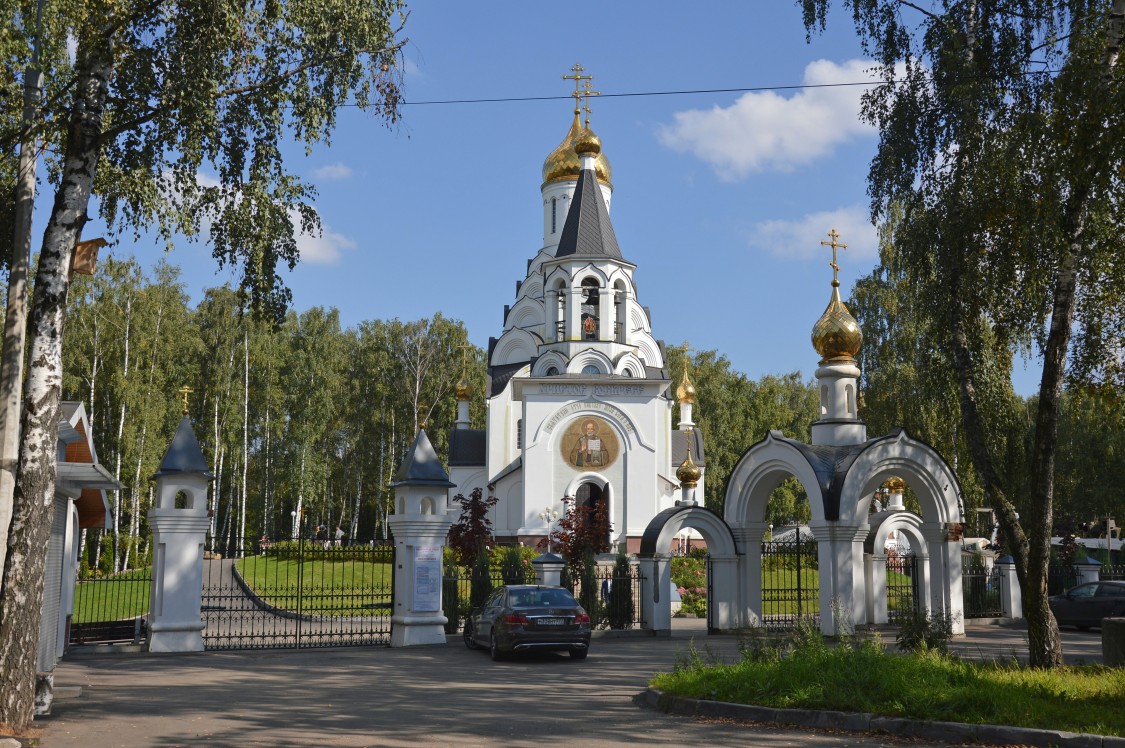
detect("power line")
(400, 80), (886, 106)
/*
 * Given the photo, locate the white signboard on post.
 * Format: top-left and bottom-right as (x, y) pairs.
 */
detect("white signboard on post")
(414, 546), (442, 612)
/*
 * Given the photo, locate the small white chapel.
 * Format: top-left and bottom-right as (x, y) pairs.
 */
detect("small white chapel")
(447, 68), (703, 553)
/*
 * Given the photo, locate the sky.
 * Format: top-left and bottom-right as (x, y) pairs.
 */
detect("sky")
(44, 1), (1043, 394)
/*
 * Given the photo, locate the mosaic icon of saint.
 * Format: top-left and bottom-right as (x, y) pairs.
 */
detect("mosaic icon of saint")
(571, 419), (608, 467)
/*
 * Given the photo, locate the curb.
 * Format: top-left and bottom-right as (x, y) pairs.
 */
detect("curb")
(634, 688), (1125, 748)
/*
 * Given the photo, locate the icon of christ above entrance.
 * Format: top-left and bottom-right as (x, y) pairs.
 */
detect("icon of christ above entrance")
(562, 416), (619, 470)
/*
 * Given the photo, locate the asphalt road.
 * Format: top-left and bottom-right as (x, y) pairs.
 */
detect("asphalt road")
(35, 622), (1106, 748)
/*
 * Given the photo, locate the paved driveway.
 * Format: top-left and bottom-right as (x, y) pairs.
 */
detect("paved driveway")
(37, 622), (1105, 748)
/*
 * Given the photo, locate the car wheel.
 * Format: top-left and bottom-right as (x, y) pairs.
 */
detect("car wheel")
(570, 647), (588, 660)
(463, 621), (478, 650)
(490, 632), (505, 661)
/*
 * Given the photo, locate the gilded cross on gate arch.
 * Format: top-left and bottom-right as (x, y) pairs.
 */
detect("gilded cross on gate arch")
(820, 228), (848, 287)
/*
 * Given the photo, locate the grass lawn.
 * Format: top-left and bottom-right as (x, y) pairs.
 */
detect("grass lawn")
(235, 555), (393, 615)
(761, 568), (821, 615)
(73, 568), (151, 623)
(652, 638), (1125, 737)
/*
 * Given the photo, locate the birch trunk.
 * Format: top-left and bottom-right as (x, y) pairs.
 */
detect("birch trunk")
(239, 327), (248, 554)
(111, 294), (132, 573)
(0, 30), (113, 730)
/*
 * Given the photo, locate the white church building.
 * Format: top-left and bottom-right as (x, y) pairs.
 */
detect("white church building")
(448, 82), (703, 554)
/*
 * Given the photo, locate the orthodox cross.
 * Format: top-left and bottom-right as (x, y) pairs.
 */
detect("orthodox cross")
(177, 385), (194, 415)
(819, 228), (848, 287)
(581, 79), (601, 127)
(562, 63), (592, 114)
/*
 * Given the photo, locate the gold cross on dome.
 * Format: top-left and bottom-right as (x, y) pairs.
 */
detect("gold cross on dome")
(820, 228), (848, 287)
(177, 385), (194, 415)
(563, 63), (592, 113)
(581, 80), (601, 126)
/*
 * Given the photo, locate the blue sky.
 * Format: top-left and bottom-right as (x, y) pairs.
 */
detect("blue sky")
(53, 1), (1042, 394)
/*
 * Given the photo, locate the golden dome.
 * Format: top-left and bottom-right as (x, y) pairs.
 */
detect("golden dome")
(883, 476), (906, 493)
(811, 284), (863, 363)
(676, 450), (701, 487)
(676, 369), (696, 404)
(542, 111), (612, 187)
(574, 126), (601, 155)
(455, 376), (472, 401)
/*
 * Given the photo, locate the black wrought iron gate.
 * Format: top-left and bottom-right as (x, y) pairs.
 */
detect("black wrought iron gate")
(202, 537), (394, 650)
(886, 553), (921, 623)
(760, 538), (820, 630)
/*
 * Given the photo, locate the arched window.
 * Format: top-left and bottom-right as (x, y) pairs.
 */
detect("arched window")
(582, 364), (600, 375)
(581, 278), (600, 340)
(551, 198), (557, 234)
(545, 366), (560, 376)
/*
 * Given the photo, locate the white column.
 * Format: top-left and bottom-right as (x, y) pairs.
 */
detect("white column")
(809, 521), (868, 635)
(997, 559), (1022, 619)
(532, 552), (565, 586)
(920, 523), (965, 634)
(147, 509), (210, 652)
(599, 287), (616, 340)
(566, 287), (582, 341)
(388, 514), (452, 647)
(708, 555), (740, 631)
(545, 290), (558, 343)
(639, 554), (672, 634)
(733, 523), (768, 629)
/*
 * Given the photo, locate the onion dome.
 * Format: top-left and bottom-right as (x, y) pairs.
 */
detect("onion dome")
(883, 476), (906, 493)
(676, 369), (696, 404)
(574, 126), (601, 156)
(676, 449), (702, 487)
(811, 284), (863, 363)
(542, 111), (612, 187)
(455, 375), (472, 401)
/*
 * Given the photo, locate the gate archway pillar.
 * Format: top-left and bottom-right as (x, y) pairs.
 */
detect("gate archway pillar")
(708, 555), (741, 631)
(732, 523), (768, 629)
(809, 521), (868, 635)
(639, 554), (672, 634)
(867, 553), (887, 624)
(920, 522), (965, 634)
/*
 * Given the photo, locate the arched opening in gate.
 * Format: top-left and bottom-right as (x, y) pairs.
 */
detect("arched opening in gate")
(638, 507), (738, 633)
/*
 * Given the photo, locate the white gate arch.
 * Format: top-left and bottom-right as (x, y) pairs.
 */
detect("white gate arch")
(638, 506), (739, 633)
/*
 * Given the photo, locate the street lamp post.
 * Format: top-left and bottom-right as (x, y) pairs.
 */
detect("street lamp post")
(538, 507), (559, 553)
(291, 510), (297, 540)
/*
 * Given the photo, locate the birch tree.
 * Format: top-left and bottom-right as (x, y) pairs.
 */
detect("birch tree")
(800, 0), (1125, 667)
(0, 0), (407, 728)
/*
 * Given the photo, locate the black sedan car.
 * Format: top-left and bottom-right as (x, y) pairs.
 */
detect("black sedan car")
(1048, 580), (1125, 630)
(464, 585), (592, 661)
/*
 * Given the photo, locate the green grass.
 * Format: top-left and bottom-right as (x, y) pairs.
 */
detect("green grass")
(652, 638), (1125, 737)
(761, 569), (821, 615)
(73, 568), (151, 623)
(235, 555), (393, 615)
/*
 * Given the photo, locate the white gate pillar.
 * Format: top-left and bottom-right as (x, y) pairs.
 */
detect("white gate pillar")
(732, 523), (768, 629)
(920, 522), (965, 634)
(388, 428), (455, 647)
(997, 557), (1022, 619)
(147, 414), (213, 653)
(867, 553), (887, 624)
(708, 555), (740, 631)
(639, 554), (672, 634)
(809, 521), (868, 635)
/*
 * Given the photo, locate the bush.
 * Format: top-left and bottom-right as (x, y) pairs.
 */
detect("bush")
(895, 609), (954, 654)
(493, 545), (536, 584)
(671, 555), (707, 618)
(469, 552), (493, 610)
(606, 553), (635, 630)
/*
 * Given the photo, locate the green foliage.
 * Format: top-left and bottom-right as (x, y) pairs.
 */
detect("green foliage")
(495, 545), (535, 585)
(655, 636), (1125, 738)
(894, 610), (955, 655)
(666, 345), (817, 516)
(552, 495), (611, 561)
(468, 552), (493, 610)
(671, 554), (708, 618)
(606, 553), (635, 630)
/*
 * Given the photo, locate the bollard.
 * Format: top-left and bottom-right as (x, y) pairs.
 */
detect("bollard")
(1104, 618), (1125, 667)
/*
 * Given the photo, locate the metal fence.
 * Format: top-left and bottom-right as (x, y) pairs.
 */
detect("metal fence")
(886, 553), (920, 624)
(201, 536), (394, 650)
(70, 567), (152, 646)
(1100, 564), (1125, 581)
(760, 539), (820, 631)
(442, 561), (644, 633)
(962, 558), (1003, 617)
(1048, 562), (1080, 595)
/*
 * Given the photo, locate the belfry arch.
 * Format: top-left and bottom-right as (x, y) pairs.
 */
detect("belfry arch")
(638, 506), (739, 633)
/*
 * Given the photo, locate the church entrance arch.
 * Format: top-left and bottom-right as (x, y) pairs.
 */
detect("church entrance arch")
(638, 506), (739, 633)
(575, 482), (610, 551)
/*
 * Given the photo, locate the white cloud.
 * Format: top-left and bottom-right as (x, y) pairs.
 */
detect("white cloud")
(293, 215), (356, 265)
(658, 59), (881, 179)
(748, 204), (878, 262)
(312, 162), (353, 181)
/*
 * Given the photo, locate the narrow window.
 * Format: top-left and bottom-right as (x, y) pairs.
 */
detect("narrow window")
(517, 419), (523, 449)
(551, 198), (557, 234)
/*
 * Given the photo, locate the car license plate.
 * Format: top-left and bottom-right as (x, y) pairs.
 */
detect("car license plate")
(539, 617), (565, 626)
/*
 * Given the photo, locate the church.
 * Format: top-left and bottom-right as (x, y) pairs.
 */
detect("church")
(448, 69), (703, 553)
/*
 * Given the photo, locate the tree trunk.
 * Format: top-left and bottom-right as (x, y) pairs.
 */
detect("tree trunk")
(0, 29), (113, 730)
(111, 294), (132, 573)
(240, 327), (248, 554)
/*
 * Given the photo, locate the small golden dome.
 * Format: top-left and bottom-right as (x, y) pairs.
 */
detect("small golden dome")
(542, 111), (612, 187)
(676, 369), (696, 404)
(455, 376), (472, 401)
(883, 476), (906, 493)
(574, 126), (601, 156)
(676, 450), (702, 487)
(811, 285), (863, 363)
